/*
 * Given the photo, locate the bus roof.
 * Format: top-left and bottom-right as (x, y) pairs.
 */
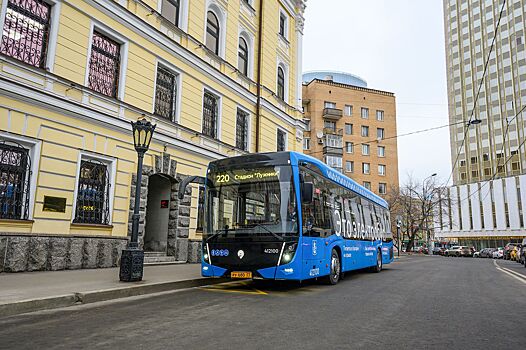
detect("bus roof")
(208, 151), (389, 209)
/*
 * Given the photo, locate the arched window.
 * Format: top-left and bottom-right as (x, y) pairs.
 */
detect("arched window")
(238, 37), (249, 76)
(206, 11), (220, 55)
(277, 67), (285, 100)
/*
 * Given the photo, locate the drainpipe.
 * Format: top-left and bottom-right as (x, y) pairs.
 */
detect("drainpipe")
(255, 0), (264, 153)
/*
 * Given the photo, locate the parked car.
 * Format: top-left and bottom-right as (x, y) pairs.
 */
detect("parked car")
(445, 246), (473, 257)
(473, 250), (481, 258)
(520, 239), (526, 265)
(432, 247), (446, 255)
(503, 243), (520, 260)
(492, 248), (504, 259)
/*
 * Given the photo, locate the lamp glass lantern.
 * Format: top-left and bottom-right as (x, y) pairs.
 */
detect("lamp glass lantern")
(131, 118), (155, 153)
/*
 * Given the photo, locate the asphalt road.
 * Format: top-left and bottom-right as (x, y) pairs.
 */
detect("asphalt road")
(1, 256), (526, 350)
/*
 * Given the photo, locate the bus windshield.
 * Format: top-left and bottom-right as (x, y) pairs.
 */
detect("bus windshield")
(205, 165), (298, 241)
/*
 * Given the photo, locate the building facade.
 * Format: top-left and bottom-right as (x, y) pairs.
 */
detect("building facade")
(0, 0), (307, 272)
(302, 71), (399, 197)
(436, 0), (526, 247)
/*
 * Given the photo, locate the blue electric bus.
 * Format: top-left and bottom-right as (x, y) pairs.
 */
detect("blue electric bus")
(194, 151), (393, 284)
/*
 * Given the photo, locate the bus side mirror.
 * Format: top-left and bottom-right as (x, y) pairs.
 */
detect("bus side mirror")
(301, 182), (314, 203)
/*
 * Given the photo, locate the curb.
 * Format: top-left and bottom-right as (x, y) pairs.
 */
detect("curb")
(0, 277), (228, 318)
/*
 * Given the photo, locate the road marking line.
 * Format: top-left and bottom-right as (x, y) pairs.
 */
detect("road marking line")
(497, 266), (526, 281)
(494, 260), (526, 285)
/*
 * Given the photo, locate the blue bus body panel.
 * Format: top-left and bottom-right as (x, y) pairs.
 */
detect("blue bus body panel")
(201, 152), (393, 281)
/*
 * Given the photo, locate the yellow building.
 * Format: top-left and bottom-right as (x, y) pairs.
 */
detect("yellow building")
(0, 0), (307, 272)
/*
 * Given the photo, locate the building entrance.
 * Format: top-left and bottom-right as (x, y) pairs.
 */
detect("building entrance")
(144, 174), (171, 252)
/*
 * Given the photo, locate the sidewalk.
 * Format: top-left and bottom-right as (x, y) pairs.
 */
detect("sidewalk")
(0, 264), (225, 317)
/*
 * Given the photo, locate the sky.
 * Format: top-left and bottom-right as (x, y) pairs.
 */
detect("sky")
(302, 0), (452, 185)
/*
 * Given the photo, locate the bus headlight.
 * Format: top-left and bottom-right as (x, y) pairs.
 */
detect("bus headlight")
(279, 242), (297, 265)
(203, 244), (211, 264)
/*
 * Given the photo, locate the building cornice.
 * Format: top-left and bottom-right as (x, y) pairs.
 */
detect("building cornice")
(305, 79), (395, 97)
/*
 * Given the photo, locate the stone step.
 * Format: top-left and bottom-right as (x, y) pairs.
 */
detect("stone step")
(143, 255), (177, 264)
(144, 252), (167, 257)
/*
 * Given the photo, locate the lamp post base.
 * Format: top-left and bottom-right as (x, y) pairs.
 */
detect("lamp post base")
(119, 249), (144, 282)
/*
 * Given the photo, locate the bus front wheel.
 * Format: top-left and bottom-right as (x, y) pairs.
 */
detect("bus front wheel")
(325, 249), (341, 285)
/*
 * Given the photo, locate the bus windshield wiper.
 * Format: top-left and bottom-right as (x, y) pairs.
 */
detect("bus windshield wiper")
(249, 224), (284, 241)
(206, 228), (231, 242)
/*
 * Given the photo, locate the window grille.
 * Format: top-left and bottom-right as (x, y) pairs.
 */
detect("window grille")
(0, 0), (51, 68)
(74, 160), (110, 225)
(202, 91), (218, 138)
(236, 109), (248, 151)
(154, 66), (177, 121)
(88, 31), (121, 97)
(0, 141), (31, 220)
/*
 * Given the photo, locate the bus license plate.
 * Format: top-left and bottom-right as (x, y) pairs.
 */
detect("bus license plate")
(231, 271), (252, 279)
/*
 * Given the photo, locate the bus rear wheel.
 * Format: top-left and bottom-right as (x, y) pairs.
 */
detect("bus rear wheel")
(371, 250), (383, 273)
(324, 249), (341, 285)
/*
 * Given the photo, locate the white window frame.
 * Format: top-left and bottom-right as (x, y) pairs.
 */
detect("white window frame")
(345, 105), (353, 116)
(378, 146), (385, 157)
(204, 1), (227, 59)
(345, 161), (354, 173)
(238, 29), (255, 79)
(0, 132), (41, 220)
(346, 142), (353, 154)
(303, 137), (310, 150)
(363, 163), (370, 175)
(376, 110), (384, 121)
(202, 87), (223, 140)
(157, 0), (189, 31)
(84, 22), (129, 101)
(235, 105), (252, 152)
(378, 164), (386, 176)
(361, 126), (369, 137)
(277, 127), (288, 151)
(71, 152), (117, 225)
(0, 0), (61, 72)
(379, 183), (387, 195)
(152, 60), (183, 123)
(278, 8), (289, 40)
(362, 144), (370, 156)
(276, 59), (289, 102)
(361, 107), (369, 119)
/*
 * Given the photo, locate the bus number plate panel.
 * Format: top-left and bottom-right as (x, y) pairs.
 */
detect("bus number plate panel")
(231, 271), (252, 279)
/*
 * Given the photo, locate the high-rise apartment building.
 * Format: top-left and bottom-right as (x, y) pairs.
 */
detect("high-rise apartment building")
(436, 0), (526, 247)
(0, 0), (307, 272)
(302, 71), (399, 197)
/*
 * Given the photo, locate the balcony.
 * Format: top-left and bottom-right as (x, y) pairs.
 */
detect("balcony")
(323, 127), (343, 136)
(323, 108), (343, 120)
(323, 145), (344, 156)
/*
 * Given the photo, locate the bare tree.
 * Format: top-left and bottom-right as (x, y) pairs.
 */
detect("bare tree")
(386, 175), (449, 253)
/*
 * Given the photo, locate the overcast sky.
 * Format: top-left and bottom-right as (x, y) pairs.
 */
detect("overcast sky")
(302, 0), (452, 185)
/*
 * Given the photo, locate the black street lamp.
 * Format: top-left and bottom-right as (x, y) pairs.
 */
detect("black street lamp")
(119, 118), (156, 282)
